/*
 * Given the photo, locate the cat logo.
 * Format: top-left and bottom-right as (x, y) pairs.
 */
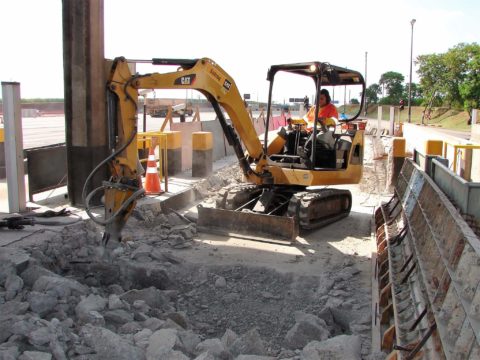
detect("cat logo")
(174, 74), (196, 86)
(223, 79), (232, 92)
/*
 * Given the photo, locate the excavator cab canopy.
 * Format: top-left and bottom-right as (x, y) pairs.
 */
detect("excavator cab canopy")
(267, 62), (364, 86)
(266, 61), (366, 122)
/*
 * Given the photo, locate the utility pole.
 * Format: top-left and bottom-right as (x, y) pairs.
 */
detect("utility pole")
(408, 19), (416, 123)
(364, 51), (368, 116)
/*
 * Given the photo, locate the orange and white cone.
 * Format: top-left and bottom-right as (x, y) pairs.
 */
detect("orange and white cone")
(144, 148), (163, 195)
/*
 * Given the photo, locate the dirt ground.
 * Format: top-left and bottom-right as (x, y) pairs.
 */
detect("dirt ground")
(0, 135), (390, 359)
(158, 135), (390, 356)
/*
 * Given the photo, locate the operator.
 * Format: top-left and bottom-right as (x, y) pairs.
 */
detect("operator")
(304, 89), (339, 131)
(303, 89), (338, 151)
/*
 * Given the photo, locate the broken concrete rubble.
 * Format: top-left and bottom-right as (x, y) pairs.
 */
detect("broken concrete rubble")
(75, 294), (107, 323)
(229, 329), (267, 357)
(146, 328), (182, 360)
(195, 338), (229, 359)
(0, 236), (369, 360)
(0, 156), (386, 359)
(80, 325), (145, 360)
(5, 274), (24, 301)
(18, 351), (53, 360)
(284, 312), (330, 349)
(301, 335), (362, 360)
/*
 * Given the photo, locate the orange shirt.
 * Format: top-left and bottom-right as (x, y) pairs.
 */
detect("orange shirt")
(305, 103), (339, 130)
(305, 103), (339, 122)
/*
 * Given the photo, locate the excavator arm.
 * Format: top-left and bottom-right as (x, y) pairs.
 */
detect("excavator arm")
(89, 57), (269, 243)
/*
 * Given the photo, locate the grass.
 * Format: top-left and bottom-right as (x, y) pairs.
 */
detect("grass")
(362, 105), (471, 131)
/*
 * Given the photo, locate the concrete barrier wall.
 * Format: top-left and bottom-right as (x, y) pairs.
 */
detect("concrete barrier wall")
(402, 123), (480, 181)
(170, 122), (202, 171)
(201, 120), (227, 161)
(0, 127), (5, 179)
(166, 114), (286, 172)
(431, 159), (480, 219)
(402, 123), (462, 153)
(472, 124), (480, 142)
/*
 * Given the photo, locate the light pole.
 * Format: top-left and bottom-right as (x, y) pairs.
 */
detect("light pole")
(364, 51), (368, 117)
(408, 19), (416, 123)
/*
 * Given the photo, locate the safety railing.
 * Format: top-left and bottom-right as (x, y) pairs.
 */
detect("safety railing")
(443, 142), (480, 177)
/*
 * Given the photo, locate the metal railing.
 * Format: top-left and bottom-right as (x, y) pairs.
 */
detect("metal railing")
(443, 142), (480, 176)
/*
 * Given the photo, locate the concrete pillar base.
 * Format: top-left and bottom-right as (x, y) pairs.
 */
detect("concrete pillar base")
(388, 138), (406, 190)
(192, 150), (213, 177)
(165, 148), (182, 175)
(192, 132), (213, 178)
(165, 131), (182, 176)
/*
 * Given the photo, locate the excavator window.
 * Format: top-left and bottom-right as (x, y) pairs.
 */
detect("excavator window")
(350, 143), (363, 165)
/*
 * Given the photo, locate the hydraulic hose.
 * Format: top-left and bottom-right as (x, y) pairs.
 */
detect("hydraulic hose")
(82, 129), (144, 226)
(84, 185), (144, 226)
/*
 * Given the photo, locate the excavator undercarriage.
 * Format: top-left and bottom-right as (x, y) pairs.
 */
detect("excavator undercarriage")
(197, 184), (352, 244)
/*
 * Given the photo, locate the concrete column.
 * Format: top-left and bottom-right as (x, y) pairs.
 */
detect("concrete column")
(192, 132), (213, 177)
(164, 131), (182, 175)
(63, 0), (108, 205)
(0, 128), (5, 179)
(377, 106), (382, 135)
(472, 109), (478, 125)
(1, 82), (26, 212)
(389, 107), (395, 136)
(387, 137), (406, 191)
(460, 147), (473, 181)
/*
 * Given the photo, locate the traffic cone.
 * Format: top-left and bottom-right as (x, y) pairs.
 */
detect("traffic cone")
(144, 147), (163, 195)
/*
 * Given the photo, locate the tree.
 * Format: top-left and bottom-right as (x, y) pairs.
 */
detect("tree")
(417, 42), (480, 113)
(350, 98), (359, 104)
(458, 44), (480, 120)
(379, 71), (405, 104)
(402, 82), (423, 105)
(365, 83), (381, 105)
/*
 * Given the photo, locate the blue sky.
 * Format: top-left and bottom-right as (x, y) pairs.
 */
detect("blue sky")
(0, 0), (479, 101)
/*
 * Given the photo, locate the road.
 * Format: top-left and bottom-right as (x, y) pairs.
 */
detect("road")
(368, 117), (471, 140)
(14, 113), (473, 149)
(18, 111), (278, 149)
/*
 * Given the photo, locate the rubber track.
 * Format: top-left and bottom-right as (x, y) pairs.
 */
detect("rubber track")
(223, 184), (262, 210)
(287, 189), (352, 230)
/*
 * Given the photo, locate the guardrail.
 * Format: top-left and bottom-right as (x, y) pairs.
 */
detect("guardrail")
(443, 142), (480, 178)
(413, 147), (480, 222)
(431, 158), (480, 221)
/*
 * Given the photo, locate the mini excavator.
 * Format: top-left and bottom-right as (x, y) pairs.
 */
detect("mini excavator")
(83, 57), (365, 244)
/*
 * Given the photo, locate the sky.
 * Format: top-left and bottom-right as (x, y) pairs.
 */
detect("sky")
(0, 0), (479, 102)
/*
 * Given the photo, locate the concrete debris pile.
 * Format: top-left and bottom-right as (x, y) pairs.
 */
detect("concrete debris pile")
(122, 202), (197, 250)
(193, 164), (243, 200)
(0, 220), (371, 359)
